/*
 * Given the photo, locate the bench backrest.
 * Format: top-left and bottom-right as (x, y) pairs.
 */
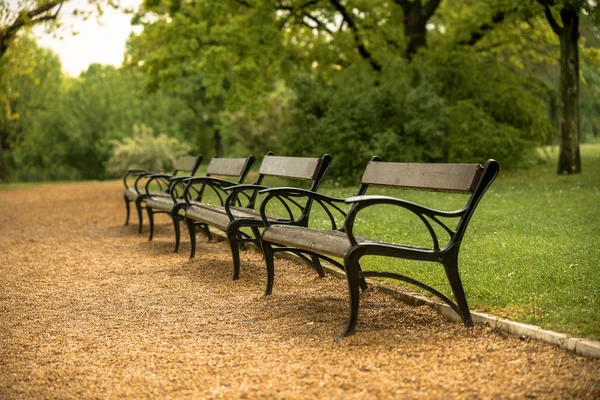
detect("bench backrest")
(255, 153), (332, 190)
(173, 155), (203, 175)
(358, 157), (499, 244)
(360, 161), (484, 193)
(248, 153), (332, 219)
(206, 155), (255, 182)
(258, 156), (323, 181)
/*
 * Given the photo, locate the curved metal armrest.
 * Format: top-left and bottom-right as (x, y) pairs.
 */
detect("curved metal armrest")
(223, 184), (268, 193)
(123, 169), (152, 190)
(344, 195), (467, 250)
(182, 177), (239, 206)
(259, 187), (346, 203)
(221, 184), (269, 221)
(169, 175), (192, 182)
(258, 187), (348, 228)
(183, 177), (238, 186)
(142, 173), (175, 195)
(345, 195), (464, 218)
(167, 175), (192, 202)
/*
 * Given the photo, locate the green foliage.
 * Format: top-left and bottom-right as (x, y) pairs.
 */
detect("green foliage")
(106, 124), (191, 176)
(283, 52), (551, 183)
(219, 87), (292, 158)
(4, 55), (208, 182)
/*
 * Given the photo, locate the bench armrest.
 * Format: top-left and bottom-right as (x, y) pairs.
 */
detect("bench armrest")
(123, 169), (152, 191)
(220, 184), (269, 221)
(344, 195), (467, 250)
(259, 187), (348, 229)
(182, 177), (239, 206)
(142, 173), (175, 195)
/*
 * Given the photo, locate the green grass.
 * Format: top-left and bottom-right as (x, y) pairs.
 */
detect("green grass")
(301, 144), (599, 339)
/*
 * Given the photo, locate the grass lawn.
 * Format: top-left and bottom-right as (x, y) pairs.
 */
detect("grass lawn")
(300, 144), (599, 339)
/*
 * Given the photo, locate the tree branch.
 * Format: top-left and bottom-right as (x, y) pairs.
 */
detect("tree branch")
(1, 1), (64, 60)
(234, 0), (253, 8)
(329, 0), (381, 72)
(303, 12), (335, 35)
(538, 0), (562, 35)
(422, 0), (442, 20)
(458, 10), (510, 46)
(392, 0), (409, 9)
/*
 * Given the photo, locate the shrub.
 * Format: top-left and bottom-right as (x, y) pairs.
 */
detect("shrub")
(106, 125), (191, 176)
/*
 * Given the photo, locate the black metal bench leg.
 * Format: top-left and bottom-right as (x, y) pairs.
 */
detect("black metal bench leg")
(186, 218), (197, 259)
(311, 255), (326, 278)
(172, 214), (181, 253)
(443, 258), (474, 328)
(124, 196), (131, 226)
(135, 197), (144, 234)
(357, 264), (368, 292)
(147, 207), (155, 241)
(340, 252), (362, 338)
(263, 242), (275, 295)
(200, 224), (213, 241)
(227, 227), (241, 281)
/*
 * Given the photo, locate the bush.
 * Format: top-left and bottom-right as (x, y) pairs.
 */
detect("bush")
(284, 67), (448, 185)
(282, 51), (552, 184)
(106, 125), (191, 176)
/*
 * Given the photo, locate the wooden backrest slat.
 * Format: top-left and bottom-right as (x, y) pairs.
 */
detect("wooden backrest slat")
(207, 157), (249, 177)
(258, 156), (321, 180)
(173, 156), (200, 173)
(361, 162), (484, 193)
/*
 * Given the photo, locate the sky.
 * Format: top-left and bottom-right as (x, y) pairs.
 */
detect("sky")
(33, 0), (142, 76)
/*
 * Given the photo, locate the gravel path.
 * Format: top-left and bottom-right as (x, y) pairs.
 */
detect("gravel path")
(0, 181), (599, 399)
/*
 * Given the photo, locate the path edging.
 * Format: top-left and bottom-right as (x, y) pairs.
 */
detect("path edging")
(272, 249), (600, 359)
(207, 231), (600, 359)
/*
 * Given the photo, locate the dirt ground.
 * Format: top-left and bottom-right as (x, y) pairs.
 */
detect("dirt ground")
(0, 181), (598, 399)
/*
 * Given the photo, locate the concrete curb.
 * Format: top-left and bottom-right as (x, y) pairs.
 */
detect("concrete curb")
(206, 231), (600, 359)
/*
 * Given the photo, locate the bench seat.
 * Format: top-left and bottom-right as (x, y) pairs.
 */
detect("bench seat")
(186, 204), (280, 231)
(146, 195), (181, 211)
(262, 225), (375, 258)
(124, 187), (138, 201)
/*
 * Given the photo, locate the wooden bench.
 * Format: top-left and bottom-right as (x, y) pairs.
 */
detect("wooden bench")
(258, 158), (499, 337)
(144, 156), (255, 253)
(122, 155), (203, 233)
(183, 153), (332, 281)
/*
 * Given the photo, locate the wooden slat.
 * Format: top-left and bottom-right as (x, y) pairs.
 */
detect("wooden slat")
(258, 156), (320, 180)
(207, 158), (248, 177)
(263, 225), (351, 258)
(361, 162), (483, 193)
(173, 156), (199, 173)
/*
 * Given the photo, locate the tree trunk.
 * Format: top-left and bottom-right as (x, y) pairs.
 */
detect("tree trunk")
(0, 146), (8, 183)
(557, 7), (581, 174)
(402, 1), (428, 59)
(397, 0), (440, 60)
(214, 129), (223, 157)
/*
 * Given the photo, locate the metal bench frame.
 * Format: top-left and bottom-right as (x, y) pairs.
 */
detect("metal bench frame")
(144, 155), (255, 253)
(259, 158), (499, 337)
(182, 152), (332, 281)
(122, 155), (203, 233)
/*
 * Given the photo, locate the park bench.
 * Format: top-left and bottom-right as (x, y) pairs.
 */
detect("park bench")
(258, 158), (499, 337)
(182, 153), (332, 281)
(122, 155), (203, 233)
(144, 156), (255, 253)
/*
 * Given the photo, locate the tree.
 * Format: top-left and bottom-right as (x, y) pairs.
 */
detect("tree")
(0, 0), (64, 61)
(0, 0), (122, 181)
(536, 0), (600, 174)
